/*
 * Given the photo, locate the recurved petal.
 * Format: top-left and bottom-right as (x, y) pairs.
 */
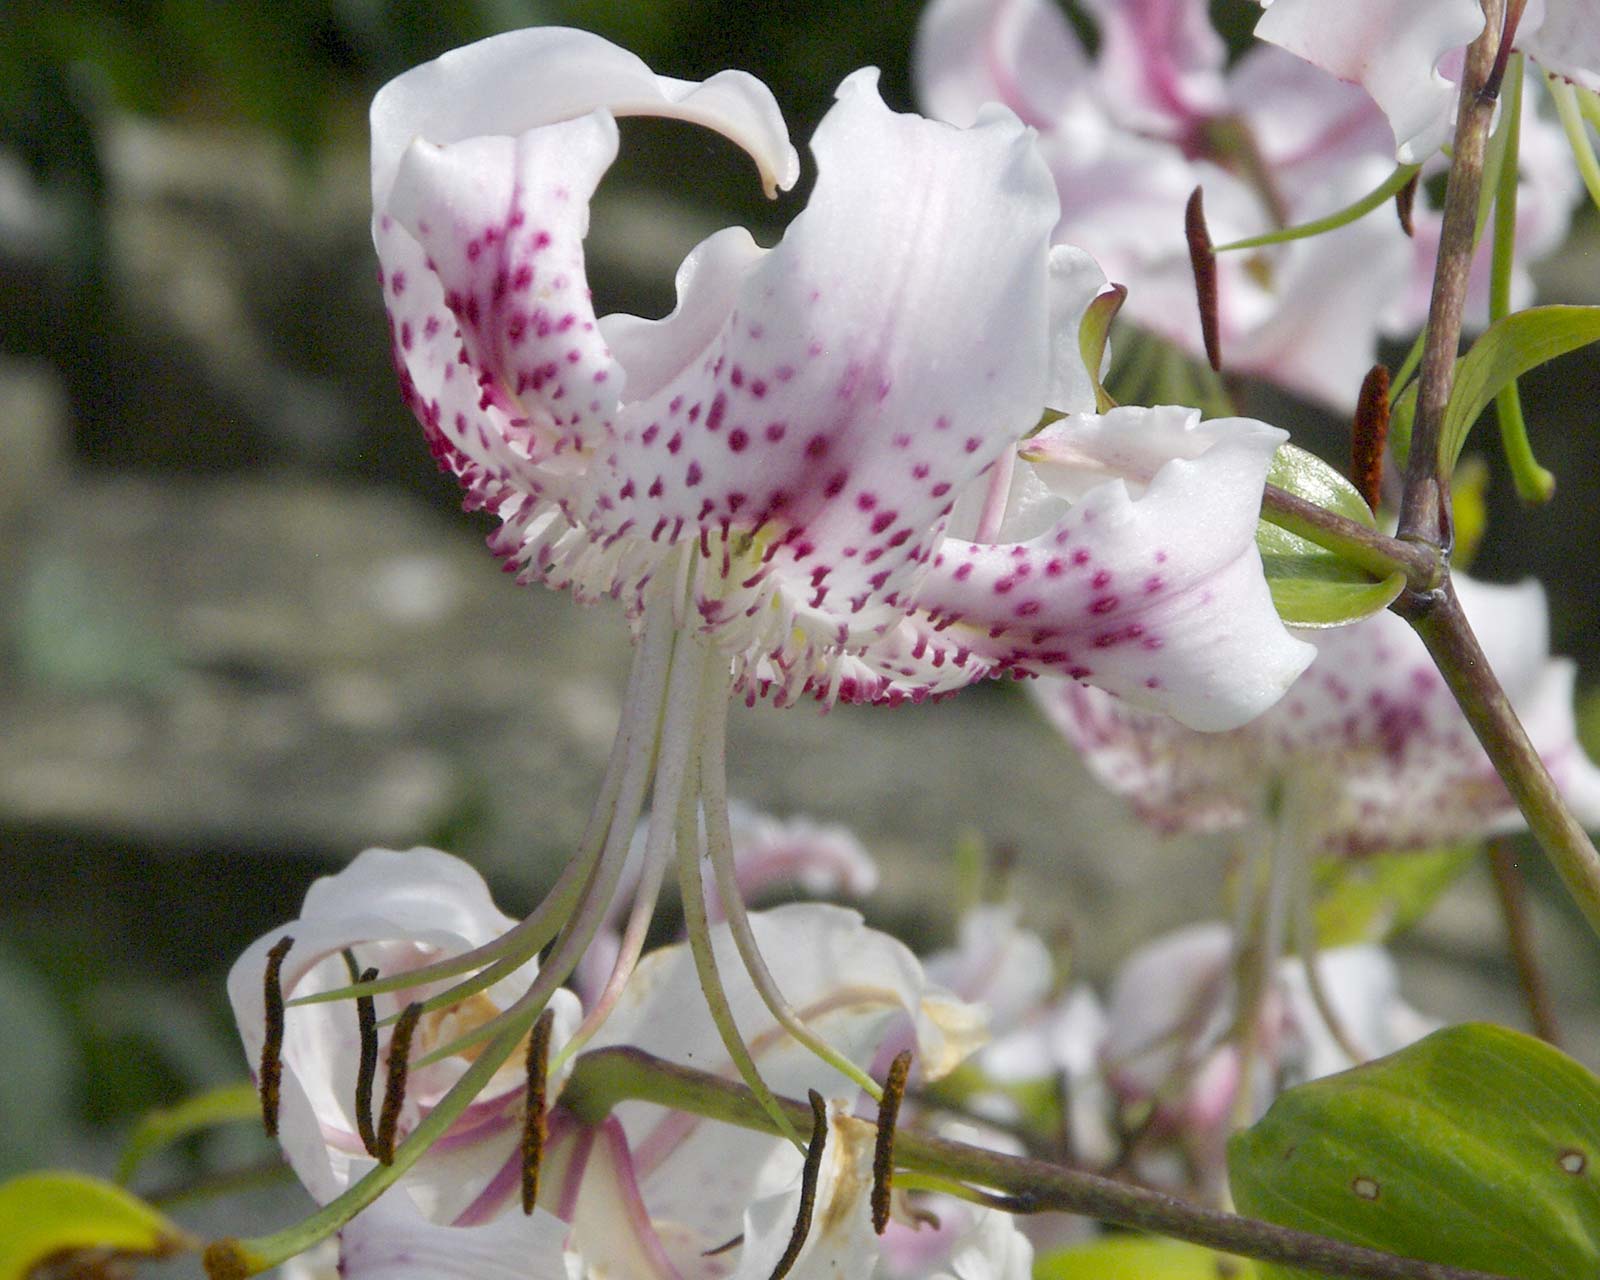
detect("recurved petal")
(371, 27), (797, 207)
(1254, 0), (1485, 162)
(1083, 0), (1229, 134)
(1520, 0), (1600, 93)
(914, 409), (1315, 731)
(585, 70), (1059, 663)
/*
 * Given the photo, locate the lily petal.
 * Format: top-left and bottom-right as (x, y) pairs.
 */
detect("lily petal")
(337, 1187), (571, 1280)
(1254, 0), (1485, 162)
(1520, 0), (1600, 93)
(914, 0), (1090, 130)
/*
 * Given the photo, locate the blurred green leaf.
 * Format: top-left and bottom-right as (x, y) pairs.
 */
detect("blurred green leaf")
(1439, 305), (1600, 475)
(0, 949), (75, 1178)
(1230, 1023), (1600, 1280)
(1035, 1237), (1254, 1279)
(1259, 445), (1404, 628)
(0, 1172), (194, 1279)
(1312, 845), (1479, 946)
(116, 1081), (260, 1188)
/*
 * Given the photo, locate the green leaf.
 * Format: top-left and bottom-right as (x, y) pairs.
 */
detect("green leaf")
(0, 1172), (194, 1279)
(1035, 1237), (1254, 1279)
(1440, 305), (1600, 470)
(1258, 446), (1404, 627)
(1230, 1023), (1600, 1280)
(115, 1081), (262, 1187)
(1312, 845), (1479, 946)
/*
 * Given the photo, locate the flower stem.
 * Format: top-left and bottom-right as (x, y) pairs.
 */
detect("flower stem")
(561, 1047), (1514, 1280)
(1486, 840), (1563, 1045)
(1403, 584), (1600, 941)
(1258, 484), (1439, 588)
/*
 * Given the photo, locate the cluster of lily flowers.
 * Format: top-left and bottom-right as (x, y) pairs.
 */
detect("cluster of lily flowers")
(216, 1), (1600, 1276)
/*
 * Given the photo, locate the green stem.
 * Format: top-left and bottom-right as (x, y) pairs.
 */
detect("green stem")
(1212, 163), (1421, 253)
(1258, 484), (1440, 589)
(560, 1048), (1514, 1280)
(1547, 74), (1600, 213)
(1488, 55), (1556, 502)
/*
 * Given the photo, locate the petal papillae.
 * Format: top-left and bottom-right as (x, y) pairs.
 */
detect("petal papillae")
(1037, 575), (1600, 854)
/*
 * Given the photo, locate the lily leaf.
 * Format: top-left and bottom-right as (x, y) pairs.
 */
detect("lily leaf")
(0, 1171), (195, 1279)
(115, 1080), (262, 1187)
(1036, 1237), (1254, 1279)
(1312, 845), (1479, 946)
(1230, 1023), (1600, 1280)
(1439, 305), (1600, 472)
(1259, 446), (1403, 627)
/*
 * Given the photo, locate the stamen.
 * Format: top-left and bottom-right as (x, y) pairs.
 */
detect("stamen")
(1395, 172), (1419, 238)
(769, 1090), (829, 1280)
(354, 965), (381, 1157)
(1184, 187), (1221, 372)
(871, 1050), (912, 1234)
(258, 936), (294, 1138)
(376, 1002), (423, 1166)
(521, 1009), (556, 1214)
(1350, 364), (1391, 513)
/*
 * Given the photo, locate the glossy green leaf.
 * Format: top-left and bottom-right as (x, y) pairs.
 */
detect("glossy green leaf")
(1230, 1023), (1600, 1280)
(1035, 1237), (1254, 1279)
(0, 1172), (194, 1279)
(1440, 305), (1600, 470)
(1312, 845), (1479, 946)
(115, 1080), (262, 1187)
(1258, 446), (1403, 627)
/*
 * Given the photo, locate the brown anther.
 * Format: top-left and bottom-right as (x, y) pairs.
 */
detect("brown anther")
(1395, 172), (1420, 237)
(375, 1001), (423, 1166)
(1184, 187), (1222, 373)
(520, 1009), (556, 1215)
(353, 965), (381, 1157)
(1483, 0), (1529, 101)
(701, 1234), (745, 1258)
(769, 1090), (830, 1280)
(871, 1050), (913, 1234)
(258, 936), (294, 1138)
(1351, 363), (1391, 513)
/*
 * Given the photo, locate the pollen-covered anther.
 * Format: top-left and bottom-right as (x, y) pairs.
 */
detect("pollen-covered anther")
(521, 1008), (557, 1214)
(376, 1001), (424, 1166)
(1395, 172), (1420, 237)
(351, 961), (382, 1157)
(871, 1049), (913, 1234)
(1350, 364), (1391, 513)
(258, 935), (294, 1138)
(770, 1090), (830, 1280)
(1184, 186), (1222, 373)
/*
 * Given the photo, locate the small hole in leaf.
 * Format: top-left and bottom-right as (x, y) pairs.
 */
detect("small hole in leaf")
(1351, 1176), (1380, 1200)
(1559, 1149), (1587, 1175)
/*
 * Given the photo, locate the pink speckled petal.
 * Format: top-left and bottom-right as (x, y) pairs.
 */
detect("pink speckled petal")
(587, 70), (1059, 659)
(910, 408), (1314, 730)
(1254, 0), (1485, 162)
(370, 27), (798, 207)
(914, 0), (1090, 129)
(388, 116), (621, 462)
(1520, 0), (1600, 92)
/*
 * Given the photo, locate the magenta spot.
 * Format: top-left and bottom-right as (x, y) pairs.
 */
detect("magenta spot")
(593, 369), (608, 384)
(1072, 549), (1091, 566)
(685, 462), (703, 487)
(750, 379), (767, 398)
(667, 432), (683, 455)
(423, 316), (441, 339)
(1091, 570), (1112, 589)
(934, 415), (951, 430)
(648, 477), (664, 498)
(1145, 677), (1162, 690)
(400, 321), (413, 350)
(1015, 600), (1041, 617)
(565, 349), (581, 364)
(1044, 558), (1065, 577)
(391, 271), (407, 297)
(1144, 575), (1163, 594)
(856, 492), (877, 511)
(764, 421), (787, 442)
(930, 481), (950, 497)
(994, 577), (1015, 595)
(964, 436), (982, 453)
(533, 230), (552, 251)
(641, 423), (660, 445)
(1155, 550), (1168, 563)
(823, 471), (848, 499)
(466, 241), (482, 262)
(707, 392), (728, 432)
(808, 340), (825, 358)
(775, 364), (795, 381)
(1090, 595), (1118, 614)
(869, 511), (896, 535)
(805, 434), (830, 458)
(728, 428), (749, 452)
(954, 563), (974, 581)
